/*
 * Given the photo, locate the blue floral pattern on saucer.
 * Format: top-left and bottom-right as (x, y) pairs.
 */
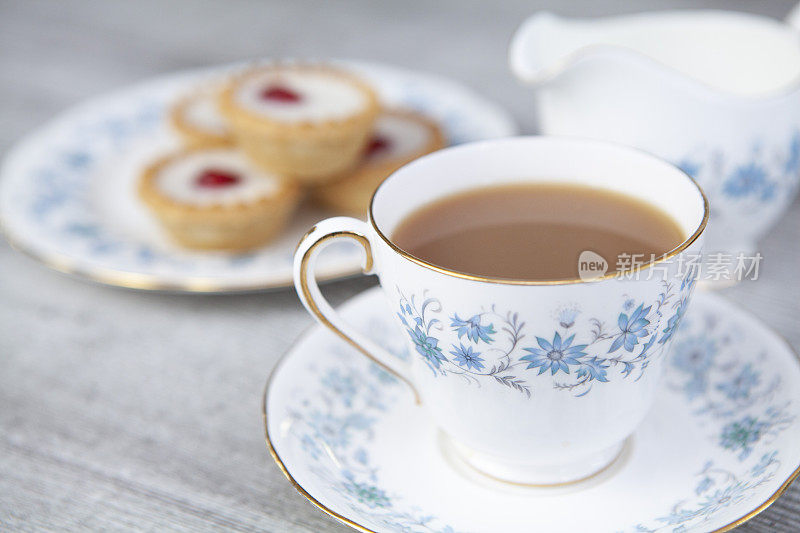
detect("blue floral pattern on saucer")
(266, 289), (800, 533)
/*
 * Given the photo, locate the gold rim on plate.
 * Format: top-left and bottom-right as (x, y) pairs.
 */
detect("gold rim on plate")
(0, 223), (360, 293)
(262, 292), (800, 533)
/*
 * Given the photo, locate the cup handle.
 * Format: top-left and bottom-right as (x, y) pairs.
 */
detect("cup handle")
(293, 217), (421, 404)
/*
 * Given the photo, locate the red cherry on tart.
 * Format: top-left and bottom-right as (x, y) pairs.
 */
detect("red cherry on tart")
(195, 168), (241, 188)
(219, 65), (381, 182)
(260, 85), (302, 103)
(365, 135), (391, 157)
(139, 146), (303, 251)
(311, 109), (446, 215)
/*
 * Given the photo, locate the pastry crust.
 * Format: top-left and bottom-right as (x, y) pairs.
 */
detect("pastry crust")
(218, 64), (380, 183)
(139, 145), (302, 251)
(312, 109), (446, 216)
(169, 88), (235, 146)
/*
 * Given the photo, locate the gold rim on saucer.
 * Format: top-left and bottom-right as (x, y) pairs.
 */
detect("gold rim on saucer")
(261, 305), (800, 533)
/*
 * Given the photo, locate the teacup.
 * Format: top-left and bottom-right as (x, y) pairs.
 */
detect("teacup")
(294, 137), (708, 485)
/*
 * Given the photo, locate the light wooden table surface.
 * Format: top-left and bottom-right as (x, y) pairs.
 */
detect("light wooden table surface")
(1, 1), (798, 531)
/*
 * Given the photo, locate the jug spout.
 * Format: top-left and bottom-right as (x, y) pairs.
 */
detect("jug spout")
(509, 11), (686, 94)
(510, 10), (800, 97)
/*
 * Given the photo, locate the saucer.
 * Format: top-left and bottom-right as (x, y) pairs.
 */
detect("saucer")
(0, 60), (516, 293)
(264, 288), (800, 532)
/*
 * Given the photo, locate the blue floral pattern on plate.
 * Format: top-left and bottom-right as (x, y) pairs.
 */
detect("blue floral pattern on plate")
(0, 61), (517, 291)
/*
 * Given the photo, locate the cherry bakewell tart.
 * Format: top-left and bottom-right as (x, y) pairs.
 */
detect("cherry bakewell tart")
(169, 86), (234, 146)
(218, 64), (380, 184)
(312, 109), (445, 215)
(139, 145), (302, 251)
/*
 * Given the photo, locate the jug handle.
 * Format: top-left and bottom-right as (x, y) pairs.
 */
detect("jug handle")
(509, 12), (565, 84)
(786, 2), (800, 31)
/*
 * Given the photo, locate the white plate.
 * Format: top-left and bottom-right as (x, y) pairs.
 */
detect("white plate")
(265, 288), (800, 532)
(0, 61), (517, 293)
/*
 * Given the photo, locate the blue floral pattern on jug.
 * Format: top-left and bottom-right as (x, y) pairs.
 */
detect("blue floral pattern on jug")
(395, 272), (697, 397)
(676, 131), (800, 214)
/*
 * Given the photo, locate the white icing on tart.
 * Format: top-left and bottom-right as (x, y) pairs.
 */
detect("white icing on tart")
(155, 149), (280, 207)
(181, 91), (229, 135)
(366, 113), (434, 163)
(235, 68), (370, 122)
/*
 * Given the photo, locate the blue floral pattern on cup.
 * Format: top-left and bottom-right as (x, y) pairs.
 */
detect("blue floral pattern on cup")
(395, 272), (696, 397)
